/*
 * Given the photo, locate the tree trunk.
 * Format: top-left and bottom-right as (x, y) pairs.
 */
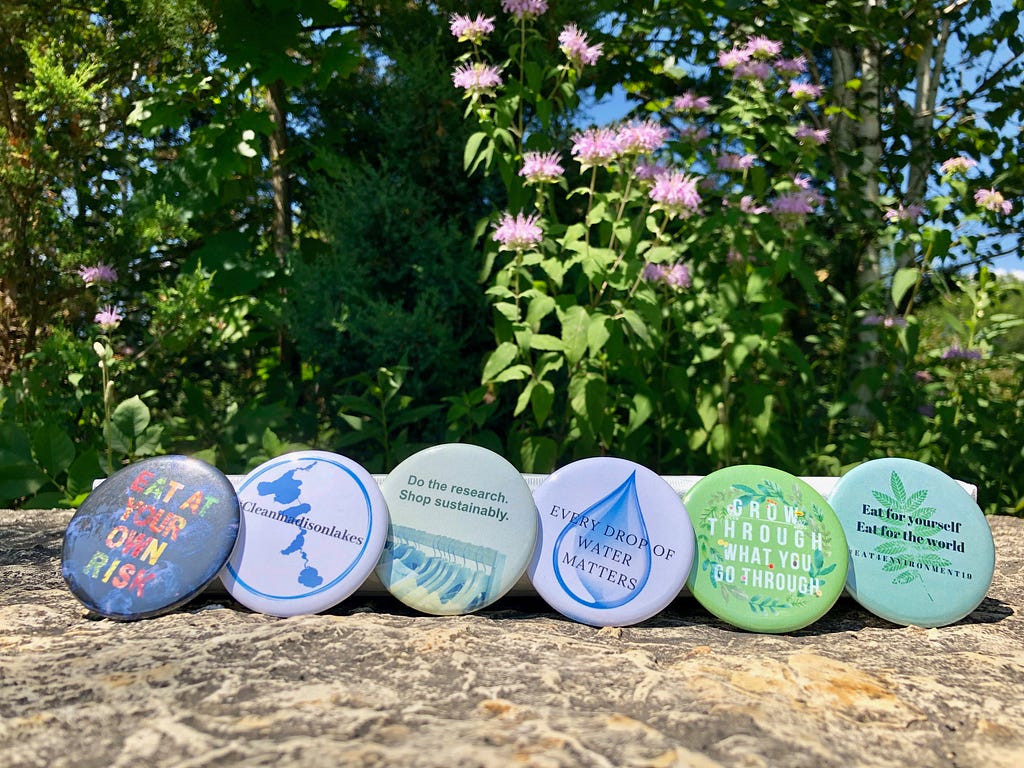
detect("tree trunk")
(265, 79), (299, 374)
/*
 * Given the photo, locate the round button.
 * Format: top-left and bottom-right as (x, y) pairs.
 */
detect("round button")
(528, 457), (695, 627)
(684, 465), (848, 633)
(221, 451), (388, 616)
(376, 444), (538, 615)
(62, 455), (240, 620)
(829, 457), (994, 627)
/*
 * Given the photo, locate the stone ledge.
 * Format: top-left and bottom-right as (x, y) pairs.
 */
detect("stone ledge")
(1, 509), (1022, 767)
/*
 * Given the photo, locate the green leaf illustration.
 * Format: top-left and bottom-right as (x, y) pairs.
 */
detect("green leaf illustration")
(905, 489), (928, 514)
(872, 490), (898, 510)
(892, 571), (916, 585)
(890, 471), (907, 506)
(913, 507), (936, 520)
(875, 541), (907, 555)
(916, 553), (953, 568)
(883, 559), (904, 572)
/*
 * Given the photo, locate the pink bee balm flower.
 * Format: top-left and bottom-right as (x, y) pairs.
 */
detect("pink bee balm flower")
(673, 91), (712, 112)
(634, 160), (668, 181)
(775, 57), (808, 77)
(744, 36), (783, 60)
(78, 263), (118, 285)
(650, 170), (702, 216)
(771, 191), (821, 221)
(452, 63), (502, 95)
(788, 81), (822, 100)
(716, 153), (757, 171)
(493, 212), (543, 252)
(641, 263), (667, 282)
(792, 174), (813, 190)
(616, 119), (669, 155)
(974, 188), (1013, 214)
(884, 203), (925, 222)
(733, 60), (773, 80)
(718, 46), (751, 70)
(94, 305), (123, 331)
(519, 151), (564, 184)
(940, 156), (977, 175)
(642, 262), (691, 289)
(664, 262), (692, 288)
(740, 196), (768, 214)
(678, 125), (710, 142)
(558, 23), (602, 67)
(449, 13), (495, 43)
(795, 125), (829, 145)
(570, 127), (621, 168)
(501, 0), (547, 19)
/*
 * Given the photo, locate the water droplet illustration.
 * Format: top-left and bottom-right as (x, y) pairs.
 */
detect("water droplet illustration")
(552, 471), (652, 609)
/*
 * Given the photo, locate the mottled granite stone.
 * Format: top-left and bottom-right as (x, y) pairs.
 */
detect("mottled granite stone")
(1, 509), (1022, 767)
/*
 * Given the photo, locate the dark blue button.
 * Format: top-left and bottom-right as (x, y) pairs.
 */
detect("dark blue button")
(62, 455), (240, 620)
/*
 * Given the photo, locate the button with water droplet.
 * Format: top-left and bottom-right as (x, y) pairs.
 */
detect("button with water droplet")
(528, 457), (695, 626)
(828, 457), (994, 627)
(684, 466), (848, 633)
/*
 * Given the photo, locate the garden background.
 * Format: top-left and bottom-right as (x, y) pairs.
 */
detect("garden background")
(1, 0), (1021, 515)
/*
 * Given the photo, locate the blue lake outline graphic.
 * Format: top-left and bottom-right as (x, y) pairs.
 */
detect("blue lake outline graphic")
(225, 456), (374, 600)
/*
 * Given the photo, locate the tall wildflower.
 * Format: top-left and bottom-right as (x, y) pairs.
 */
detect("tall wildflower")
(493, 212), (543, 252)
(501, 0), (547, 20)
(558, 24), (602, 68)
(650, 170), (701, 217)
(570, 127), (621, 169)
(616, 120), (669, 155)
(940, 156), (977, 175)
(94, 306), (123, 332)
(519, 151), (564, 184)
(974, 188), (1013, 214)
(449, 13), (495, 43)
(452, 63), (503, 96)
(78, 264), (118, 285)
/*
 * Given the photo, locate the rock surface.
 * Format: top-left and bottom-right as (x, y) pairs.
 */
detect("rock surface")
(1, 508), (1022, 767)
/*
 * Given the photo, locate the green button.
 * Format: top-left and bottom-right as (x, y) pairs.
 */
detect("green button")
(685, 465), (849, 633)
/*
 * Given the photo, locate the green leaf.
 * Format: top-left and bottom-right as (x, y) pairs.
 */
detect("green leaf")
(482, 342), (519, 382)
(262, 427), (283, 458)
(892, 571), (917, 585)
(530, 380), (555, 427)
(463, 131), (487, 171)
(0, 462), (48, 502)
(525, 294), (556, 328)
(514, 379), (534, 417)
(30, 423), (75, 478)
(560, 305), (589, 365)
(529, 334), (565, 352)
(518, 435), (556, 473)
(111, 396), (151, 440)
(891, 268), (919, 307)
(587, 315), (611, 357)
(66, 449), (102, 497)
(491, 364), (532, 383)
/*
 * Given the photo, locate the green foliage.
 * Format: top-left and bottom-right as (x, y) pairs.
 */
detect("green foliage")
(1, 1), (1022, 520)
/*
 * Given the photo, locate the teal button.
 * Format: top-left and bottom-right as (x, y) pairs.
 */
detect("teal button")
(829, 458), (994, 627)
